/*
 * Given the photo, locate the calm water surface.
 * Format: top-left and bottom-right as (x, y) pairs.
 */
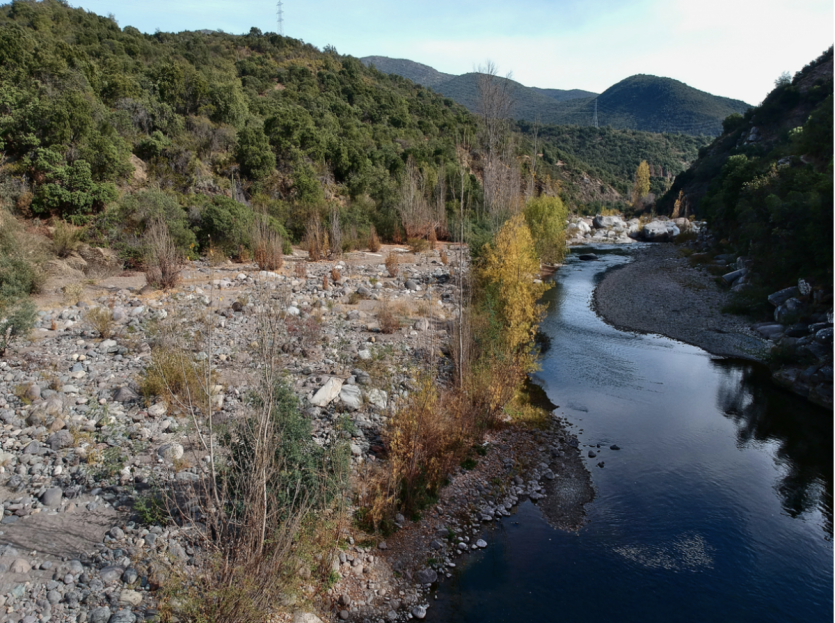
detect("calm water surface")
(433, 245), (832, 623)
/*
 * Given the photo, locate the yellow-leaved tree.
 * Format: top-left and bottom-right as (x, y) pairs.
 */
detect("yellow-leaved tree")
(523, 195), (568, 264)
(479, 214), (551, 353)
(632, 160), (651, 207)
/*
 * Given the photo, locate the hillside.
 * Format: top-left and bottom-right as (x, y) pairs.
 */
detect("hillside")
(0, 0), (485, 247)
(362, 56), (752, 136)
(659, 47), (833, 294)
(594, 75), (751, 135)
(361, 55), (454, 88)
(0, 0), (651, 257)
(523, 123), (710, 198)
(530, 87), (598, 102)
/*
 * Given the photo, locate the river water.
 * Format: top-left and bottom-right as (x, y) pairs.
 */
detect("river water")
(433, 245), (832, 622)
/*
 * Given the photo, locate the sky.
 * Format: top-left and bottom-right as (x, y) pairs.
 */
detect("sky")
(74, 0), (833, 105)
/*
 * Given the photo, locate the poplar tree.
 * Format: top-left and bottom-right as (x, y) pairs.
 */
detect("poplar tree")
(632, 160), (651, 207)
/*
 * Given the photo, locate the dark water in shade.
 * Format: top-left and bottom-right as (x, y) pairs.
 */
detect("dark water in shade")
(432, 245), (833, 623)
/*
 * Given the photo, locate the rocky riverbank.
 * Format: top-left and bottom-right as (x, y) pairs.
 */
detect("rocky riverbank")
(593, 244), (833, 409)
(593, 244), (769, 360)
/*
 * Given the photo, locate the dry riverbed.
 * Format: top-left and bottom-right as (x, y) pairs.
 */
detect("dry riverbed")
(0, 243), (593, 623)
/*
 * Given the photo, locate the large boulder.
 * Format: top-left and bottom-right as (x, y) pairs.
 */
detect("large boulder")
(641, 221), (671, 242)
(768, 286), (799, 307)
(310, 378), (344, 407)
(592, 215), (626, 229)
(775, 298), (804, 323)
(339, 385), (363, 411)
(415, 568), (438, 584)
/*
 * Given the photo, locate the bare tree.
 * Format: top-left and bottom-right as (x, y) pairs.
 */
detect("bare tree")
(432, 162), (448, 239)
(476, 62), (520, 231)
(397, 156), (431, 239)
(527, 115), (541, 200)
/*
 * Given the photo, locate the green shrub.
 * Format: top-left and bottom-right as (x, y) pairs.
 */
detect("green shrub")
(225, 382), (349, 518)
(0, 214), (39, 355)
(88, 189), (197, 266)
(199, 196), (288, 257)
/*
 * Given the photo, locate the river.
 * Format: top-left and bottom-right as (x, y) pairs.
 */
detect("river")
(432, 245), (832, 622)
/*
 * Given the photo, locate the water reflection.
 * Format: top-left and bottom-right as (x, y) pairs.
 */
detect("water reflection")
(712, 359), (834, 535)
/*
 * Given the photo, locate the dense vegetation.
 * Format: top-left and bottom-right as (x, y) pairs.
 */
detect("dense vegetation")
(0, 0), (481, 252)
(520, 122), (710, 198)
(659, 47), (833, 295)
(362, 56), (750, 136)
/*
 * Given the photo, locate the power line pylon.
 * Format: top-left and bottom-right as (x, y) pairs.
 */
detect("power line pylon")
(592, 99), (599, 128)
(276, 1), (284, 35)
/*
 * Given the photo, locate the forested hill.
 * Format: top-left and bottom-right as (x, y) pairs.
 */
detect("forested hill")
(523, 123), (709, 198)
(360, 56), (455, 89)
(362, 55), (751, 136)
(0, 0), (486, 241)
(659, 47), (833, 292)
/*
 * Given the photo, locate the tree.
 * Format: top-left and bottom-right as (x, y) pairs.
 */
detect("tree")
(523, 195), (568, 264)
(236, 125), (276, 181)
(479, 214), (550, 353)
(632, 160), (651, 207)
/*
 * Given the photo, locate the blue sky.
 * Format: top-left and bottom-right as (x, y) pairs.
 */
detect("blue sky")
(75, 0), (833, 105)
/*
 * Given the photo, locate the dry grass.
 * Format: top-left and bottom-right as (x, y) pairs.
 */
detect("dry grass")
(252, 215), (284, 271)
(407, 237), (430, 254)
(144, 218), (182, 290)
(294, 261), (307, 279)
(62, 282), (84, 306)
(385, 251), (399, 277)
(139, 345), (211, 410)
(303, 215), (328, 261)
(428, 227), (438, 251)
(368, 227), (381, 253)
(376, 301), (401, 334)
(83, 306), (116, 339)
(52, 220), (83, 258)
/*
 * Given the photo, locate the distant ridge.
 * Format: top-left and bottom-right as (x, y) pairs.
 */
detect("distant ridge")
(362, 56), (454, 89)
(361, 56), (751, 136)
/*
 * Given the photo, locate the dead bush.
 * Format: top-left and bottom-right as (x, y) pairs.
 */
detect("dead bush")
(294, 261), (307, 279)
(428, 227), (437, 251)
(383, 377), (474, 513)
(83, 306), (115, 339)
(377, 301), (401, 334)
(144, 218), (182, 290)
(322, 274), (329, 290)
(439, 249), (449, 265)
(252, 214), (284, 271)
(206, 244), (226, 266)
(385, 251), (399, 278)
(368, 226), (381, 253)
(329, 205), (342, 258)
(331, 266), (341, 282)
(303, 215), (328, 261)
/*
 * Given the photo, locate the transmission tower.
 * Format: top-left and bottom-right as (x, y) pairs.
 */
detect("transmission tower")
(592, 99), (599, 128)
(276, 1), (284, 35)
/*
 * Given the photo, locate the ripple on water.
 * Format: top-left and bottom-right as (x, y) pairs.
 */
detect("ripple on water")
(612, 532), (715, 572)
